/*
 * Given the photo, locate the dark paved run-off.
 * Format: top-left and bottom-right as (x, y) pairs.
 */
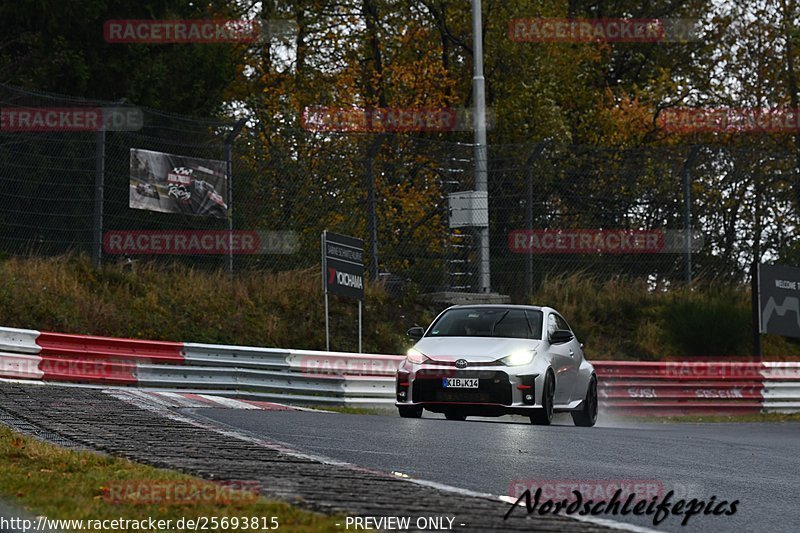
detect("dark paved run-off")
(193, 409), (800, 533)
(0, 384), (613, 532)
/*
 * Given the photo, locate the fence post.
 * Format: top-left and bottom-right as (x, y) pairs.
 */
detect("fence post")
(366, 135), (384, 281)
(224, 120), (246, 275)
(751, 261), (762, 361)
(92, 128), (106, 268)
(525, 141), (550, 297)
(682, 146), (699, 283)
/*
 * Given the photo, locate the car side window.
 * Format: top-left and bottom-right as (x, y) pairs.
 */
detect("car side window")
(554, 314), (571, 332)
(547, 314), (558, 336)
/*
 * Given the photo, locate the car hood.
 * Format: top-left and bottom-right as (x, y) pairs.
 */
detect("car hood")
(413, 337), (541, 363)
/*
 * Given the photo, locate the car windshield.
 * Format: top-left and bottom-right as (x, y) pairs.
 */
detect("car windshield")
(426, 308), (543, 339)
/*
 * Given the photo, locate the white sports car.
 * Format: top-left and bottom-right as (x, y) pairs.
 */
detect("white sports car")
(396, 305), (598, 426)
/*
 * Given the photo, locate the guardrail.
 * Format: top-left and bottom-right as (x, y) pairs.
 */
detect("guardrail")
(0, 326), (799, 413)
(0, 327), (403, 407)
(594, 362), (766, 415)
(762, 362), (800, 413)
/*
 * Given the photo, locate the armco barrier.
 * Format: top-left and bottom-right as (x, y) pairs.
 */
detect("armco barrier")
(0, 352), (43, 380)
(37, 332), (184, 363)
(36, 332), (183, 384)
(286, 350), (402, 376)
(0, 327), (43, 380)
(763, 362), (800, 413)
(182, 343), (290, 370)
(0, 327), (41, 354)
(1, 326), (800, 412)
(595, 362), (766, 415)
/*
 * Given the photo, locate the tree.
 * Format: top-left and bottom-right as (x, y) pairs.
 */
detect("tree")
(0, 0), (244, 116)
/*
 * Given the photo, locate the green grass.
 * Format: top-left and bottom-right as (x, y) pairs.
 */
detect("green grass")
(0, 426), (345, 531)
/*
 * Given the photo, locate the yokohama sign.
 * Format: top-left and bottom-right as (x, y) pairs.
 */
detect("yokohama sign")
(322, 231), (364, 300)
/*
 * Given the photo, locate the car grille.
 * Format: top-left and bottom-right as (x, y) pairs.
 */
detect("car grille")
(412, 370), (512, 405)
(424, 359), (498, 367)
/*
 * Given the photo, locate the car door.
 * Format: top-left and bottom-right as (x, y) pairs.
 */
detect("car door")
(546, 312), (579, 405)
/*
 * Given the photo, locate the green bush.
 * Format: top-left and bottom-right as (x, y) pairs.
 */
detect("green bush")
(661, 291), (752, 357)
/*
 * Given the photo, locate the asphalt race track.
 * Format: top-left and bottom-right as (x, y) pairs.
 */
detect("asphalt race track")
(189, 409), (800, 533)
(0, 384), (614, 533)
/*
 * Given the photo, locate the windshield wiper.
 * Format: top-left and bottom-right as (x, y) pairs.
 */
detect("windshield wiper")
(490, 310), (510, 336)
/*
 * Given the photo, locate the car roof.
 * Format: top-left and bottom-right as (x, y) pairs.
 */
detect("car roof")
(445, 304), (549, 312)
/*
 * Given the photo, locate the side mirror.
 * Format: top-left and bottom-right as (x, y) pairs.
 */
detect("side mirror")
(406, 326), (425, 341)
(549, 329), (574, 344)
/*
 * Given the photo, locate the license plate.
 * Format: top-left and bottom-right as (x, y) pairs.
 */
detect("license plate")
(442, 377), (479, 388)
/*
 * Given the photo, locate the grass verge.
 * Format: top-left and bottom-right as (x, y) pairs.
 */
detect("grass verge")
(0, 425), (344, 532)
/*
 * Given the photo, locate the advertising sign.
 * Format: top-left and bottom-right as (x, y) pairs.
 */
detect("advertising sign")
(321, 231), (365, 352)
(323, 232), (364, 301)
(758, 263), (800, 339)
(129, 148), (228, 219)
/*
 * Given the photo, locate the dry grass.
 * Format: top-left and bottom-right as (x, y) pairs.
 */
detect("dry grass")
(0, 255), (411, 353)
(0, 255), (798, 359)
(528, 272), (800, 360)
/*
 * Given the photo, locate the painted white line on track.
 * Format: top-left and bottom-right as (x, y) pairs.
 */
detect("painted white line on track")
(156, 391), (205, 407)
(196, 394), (260, 409)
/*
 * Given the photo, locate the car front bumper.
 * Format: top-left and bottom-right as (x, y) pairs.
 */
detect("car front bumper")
(395, 361), (542, 415)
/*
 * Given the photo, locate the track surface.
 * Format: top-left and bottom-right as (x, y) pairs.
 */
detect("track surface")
(191, 409), (800, 533)
(0, 384), (612, 532)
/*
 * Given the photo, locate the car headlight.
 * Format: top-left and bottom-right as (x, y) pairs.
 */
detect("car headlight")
(406, 348), (429, 364)
(501, 349), (535, 366)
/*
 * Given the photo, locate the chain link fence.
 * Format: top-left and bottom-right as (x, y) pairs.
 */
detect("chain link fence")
(1, 82), (797, 299)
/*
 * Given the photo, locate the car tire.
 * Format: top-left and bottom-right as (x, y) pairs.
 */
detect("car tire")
(571, 376), (598, 427)
(444, 412), (467, 421)
(398, 405), (423, 418)
(530, 371), (554, 425)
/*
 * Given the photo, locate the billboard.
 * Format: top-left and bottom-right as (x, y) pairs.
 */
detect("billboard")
(323, 231), (364, 300)
(758, 263), (800, 339)
(129, 148), (228, 219)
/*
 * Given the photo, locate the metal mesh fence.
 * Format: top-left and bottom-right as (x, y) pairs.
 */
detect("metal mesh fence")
(0, 83), (234, 269)
(1, 82), (797, 299)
